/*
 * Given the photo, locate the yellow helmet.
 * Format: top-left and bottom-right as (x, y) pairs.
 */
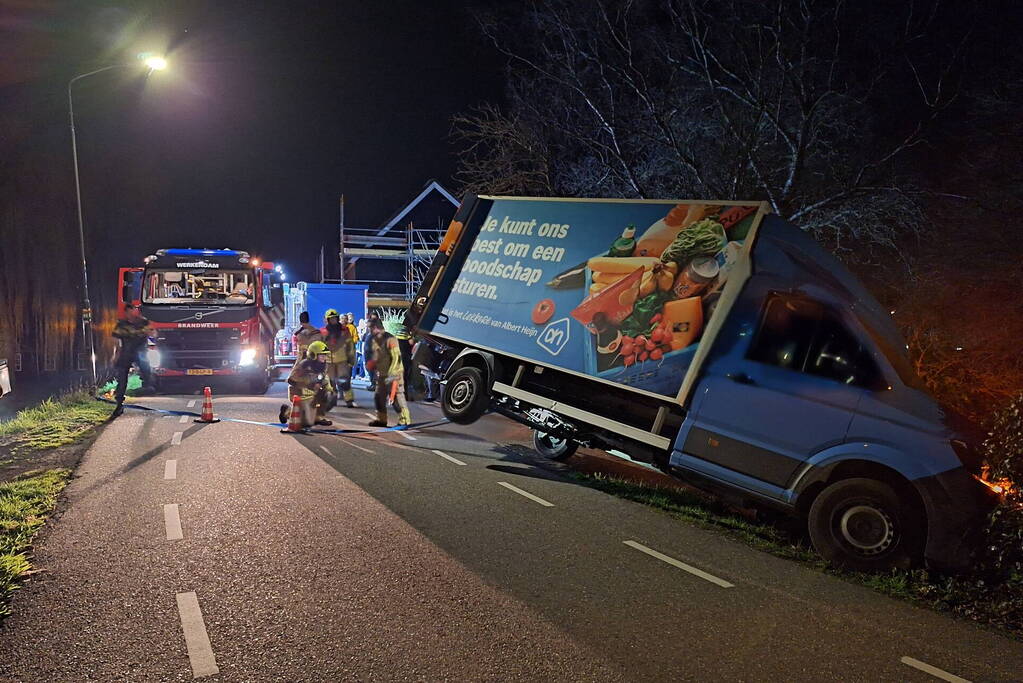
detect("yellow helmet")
(324, 308), (339, 320)
(307, 340), (329, 358)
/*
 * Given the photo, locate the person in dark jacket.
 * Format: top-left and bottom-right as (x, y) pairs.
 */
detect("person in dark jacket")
(110, 304), (154, 417)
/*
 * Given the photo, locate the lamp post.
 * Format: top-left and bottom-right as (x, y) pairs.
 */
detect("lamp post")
(68, 54), (166, 390)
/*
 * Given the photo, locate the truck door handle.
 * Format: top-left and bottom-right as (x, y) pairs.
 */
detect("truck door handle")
(727, 372), (755, 385)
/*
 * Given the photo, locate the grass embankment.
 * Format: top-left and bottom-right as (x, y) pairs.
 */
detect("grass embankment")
(0, 391), (113, 453)
(0, 469), (71, 616)
(577, 472), (1023, 636)
(0, 391), (113, 617)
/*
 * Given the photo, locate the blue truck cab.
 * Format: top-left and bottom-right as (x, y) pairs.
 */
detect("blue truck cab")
(672, 216), (993, 571)
(407, 196), (997, 572)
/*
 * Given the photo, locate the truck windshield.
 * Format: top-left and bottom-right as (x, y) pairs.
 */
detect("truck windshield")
(142, 269), (255, 305)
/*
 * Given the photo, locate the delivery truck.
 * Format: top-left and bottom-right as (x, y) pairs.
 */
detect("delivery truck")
(406, 195), (1000, 572)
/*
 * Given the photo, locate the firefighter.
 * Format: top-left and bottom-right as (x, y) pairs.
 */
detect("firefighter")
(292, 311), (322, 368)
(279, 340), (334, 427)
(394, 319), (414, 401)
(110, 304), (155, 417)
(366, 319), (410, 427)
(322, 308), (357, 408)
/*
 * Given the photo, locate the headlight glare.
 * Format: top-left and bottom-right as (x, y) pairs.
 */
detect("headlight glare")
(239, 348), (258, 366)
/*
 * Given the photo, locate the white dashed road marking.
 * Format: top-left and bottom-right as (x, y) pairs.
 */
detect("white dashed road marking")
(497, 481), (554, 507)
(624, 540), (733, 588)
(164, 504), (183, 540)
(900, 657), (971, 682)
(397, 430), (417, 441)
(187, 400), (197, 408)
(344, 440), (374, 454)
(164, 460), (177, 480)
(176, 591), (220, 678)
(431, 449), (466, 466)
(171, 431), (183, 446)
(179, 415), (189, 423)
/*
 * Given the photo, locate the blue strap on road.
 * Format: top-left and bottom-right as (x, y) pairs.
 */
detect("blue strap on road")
(95, 396), (449, 435)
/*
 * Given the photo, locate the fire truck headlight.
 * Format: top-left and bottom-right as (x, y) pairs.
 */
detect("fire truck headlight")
(146, 347), (161, 368)
(239, 348), (258, 367)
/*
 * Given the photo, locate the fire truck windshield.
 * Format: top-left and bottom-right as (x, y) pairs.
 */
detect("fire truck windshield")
(142, 269), (256, 305)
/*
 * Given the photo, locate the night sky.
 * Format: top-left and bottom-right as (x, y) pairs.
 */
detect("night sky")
(4, 0), (504, 281)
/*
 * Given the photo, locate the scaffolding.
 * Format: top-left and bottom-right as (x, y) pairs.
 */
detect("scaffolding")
(338, 222), (446, 306)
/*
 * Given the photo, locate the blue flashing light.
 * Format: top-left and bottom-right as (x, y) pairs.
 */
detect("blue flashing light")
(160, 248), (249, 257)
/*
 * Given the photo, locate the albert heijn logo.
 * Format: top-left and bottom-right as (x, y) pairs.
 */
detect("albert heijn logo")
(537, 317), (571, 356)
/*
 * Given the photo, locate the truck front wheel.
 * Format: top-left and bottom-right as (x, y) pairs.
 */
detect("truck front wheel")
(532, 430), (578, 461)
(807, 477), (922, 572)
(442, 366), (490, 424)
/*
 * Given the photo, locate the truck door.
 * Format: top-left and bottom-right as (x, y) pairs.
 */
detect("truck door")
(118, 268), (144, 317)
(676, 293), (880, 493)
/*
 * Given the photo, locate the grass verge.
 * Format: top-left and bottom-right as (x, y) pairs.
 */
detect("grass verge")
(0, 468), (72, 617)
(0, 391), (113, 453)
(574, 472), (1022, 637)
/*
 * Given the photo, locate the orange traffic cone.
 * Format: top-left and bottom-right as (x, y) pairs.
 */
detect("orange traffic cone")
(281, 394), (306, 433)
(193, 386), (221, 423)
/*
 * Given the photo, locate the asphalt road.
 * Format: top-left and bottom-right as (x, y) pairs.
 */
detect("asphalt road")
(1, 381), (1021, 681)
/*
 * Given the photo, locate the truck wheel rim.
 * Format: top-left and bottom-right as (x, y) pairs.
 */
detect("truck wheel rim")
(449, 379), (473, 408)
(538, 432), (564, 450)
(838, 504), (894, 556)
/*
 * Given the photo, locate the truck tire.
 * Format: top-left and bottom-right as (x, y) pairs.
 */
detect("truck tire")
(441, 366), (489, 424)
(533, 430), (578, 461)
(249, 372), (271, 395)
(807, 477), (922, 572)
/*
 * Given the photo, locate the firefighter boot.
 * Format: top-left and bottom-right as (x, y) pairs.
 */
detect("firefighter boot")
(398, 406), (412, 427)
(368, 410), (388, 428)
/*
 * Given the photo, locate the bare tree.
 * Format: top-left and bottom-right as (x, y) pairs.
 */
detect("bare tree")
(456, 0), (969, 254)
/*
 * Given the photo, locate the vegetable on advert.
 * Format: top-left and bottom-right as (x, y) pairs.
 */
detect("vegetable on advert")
(660, 219), (726, 268)
(618, 289), (674, 338)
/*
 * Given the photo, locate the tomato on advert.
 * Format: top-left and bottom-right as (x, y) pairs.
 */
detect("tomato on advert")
(532, 298), (556, 325)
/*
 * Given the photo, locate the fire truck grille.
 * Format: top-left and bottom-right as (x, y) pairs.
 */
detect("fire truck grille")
(155, 329), (242, 370)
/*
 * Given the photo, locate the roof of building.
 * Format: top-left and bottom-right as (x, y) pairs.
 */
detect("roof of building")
(376, 179), (459, 233)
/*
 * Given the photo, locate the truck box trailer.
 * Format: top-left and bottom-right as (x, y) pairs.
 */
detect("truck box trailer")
(406, 195), (998, 572)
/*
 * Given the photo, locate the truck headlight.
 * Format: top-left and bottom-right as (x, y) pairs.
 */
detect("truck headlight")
(239, 348), (258, 366)
(146, 347), (161, 368)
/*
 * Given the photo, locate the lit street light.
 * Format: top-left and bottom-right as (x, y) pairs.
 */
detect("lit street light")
(69, 53), (167, 390)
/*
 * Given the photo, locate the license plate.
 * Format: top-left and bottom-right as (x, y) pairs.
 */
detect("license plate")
(186, 369), (214, 375)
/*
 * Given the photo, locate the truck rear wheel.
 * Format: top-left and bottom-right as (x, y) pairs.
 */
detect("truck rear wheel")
(442, 366), (489, 424)
(532, 430), (578, 461)
(807, 477), (922, 572)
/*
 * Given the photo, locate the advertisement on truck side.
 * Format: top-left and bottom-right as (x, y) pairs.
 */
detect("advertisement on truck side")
(433, 198), (766, 399)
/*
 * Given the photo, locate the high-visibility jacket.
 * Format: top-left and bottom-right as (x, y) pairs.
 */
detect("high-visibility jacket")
(287, 358), (333, 398)
(370, 332), (403, 379)
(321, 323), (354, 364)
(292, 323), (322, 358)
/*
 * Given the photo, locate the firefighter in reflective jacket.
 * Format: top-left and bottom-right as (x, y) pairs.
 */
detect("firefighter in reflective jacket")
(280, 340), (334, 427)
(322, 309), (357, 408)
(367, 319), (410, 427)
(292, 311), (322, 367)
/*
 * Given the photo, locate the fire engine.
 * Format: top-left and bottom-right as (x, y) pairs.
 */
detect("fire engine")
(118, 249), (285, 393)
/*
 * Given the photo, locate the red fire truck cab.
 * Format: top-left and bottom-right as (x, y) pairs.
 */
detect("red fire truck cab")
(118, 248), (285, 393)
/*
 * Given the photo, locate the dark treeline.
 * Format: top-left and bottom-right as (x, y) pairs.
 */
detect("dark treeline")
(453, 0), (1023, 424)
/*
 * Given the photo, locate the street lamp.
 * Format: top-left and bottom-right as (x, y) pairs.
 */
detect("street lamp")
(68, 53), (166, 390)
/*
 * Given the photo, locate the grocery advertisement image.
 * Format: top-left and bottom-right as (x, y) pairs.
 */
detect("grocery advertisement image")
(434, 198), (766, 398)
